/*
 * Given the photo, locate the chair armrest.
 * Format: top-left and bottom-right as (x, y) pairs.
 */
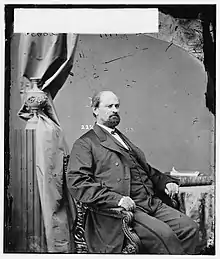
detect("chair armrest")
(88, 206), (130, 218)
(87, 206), (141, 253)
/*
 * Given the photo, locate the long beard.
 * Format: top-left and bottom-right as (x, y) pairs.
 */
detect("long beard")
(103, 114), (120, 128)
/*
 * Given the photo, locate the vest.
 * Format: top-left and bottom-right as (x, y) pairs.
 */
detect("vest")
(111, 133), (162, 214)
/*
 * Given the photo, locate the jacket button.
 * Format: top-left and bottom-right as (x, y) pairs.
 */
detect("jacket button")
(117, 178), (121, 182)
(115, 162), (119, 166)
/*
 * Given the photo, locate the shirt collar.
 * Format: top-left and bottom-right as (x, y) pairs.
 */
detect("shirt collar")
(96, 123), (115, 134)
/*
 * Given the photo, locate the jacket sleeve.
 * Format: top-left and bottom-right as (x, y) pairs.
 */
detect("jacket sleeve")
(66, 138), (123, 208)
(137, 149), (180, 192)
(147, 163), (180, 192)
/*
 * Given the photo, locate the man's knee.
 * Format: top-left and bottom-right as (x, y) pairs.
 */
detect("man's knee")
(177, 215), (199, 254)
(187, 215), (198, 228)
(134, 216), (185, 254)
(154, 227), (185, 254)
(189, 218), (199, 237)
(139, 225), (184, 254)
(181, 215), (199, 238)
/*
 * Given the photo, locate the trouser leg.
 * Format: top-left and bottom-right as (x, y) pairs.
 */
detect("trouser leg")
(153, 203), (199, 254)
(133, 209), (185, 254)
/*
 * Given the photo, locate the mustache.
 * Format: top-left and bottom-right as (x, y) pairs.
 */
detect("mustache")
(110, 113), (119, 117)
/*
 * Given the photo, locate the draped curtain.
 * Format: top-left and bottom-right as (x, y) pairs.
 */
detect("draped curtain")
(17, 33), (78, 252)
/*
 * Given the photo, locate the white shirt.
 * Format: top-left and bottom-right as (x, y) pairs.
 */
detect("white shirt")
(97, 123), (129, 150)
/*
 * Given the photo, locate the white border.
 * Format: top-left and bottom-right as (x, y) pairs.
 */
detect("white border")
(14, 8), (158, 33)
(1, 2), (219, 259)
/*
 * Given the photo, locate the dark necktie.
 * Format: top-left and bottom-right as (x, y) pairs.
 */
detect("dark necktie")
(111, 129), (117, 135)
(111, 129), (131, 151)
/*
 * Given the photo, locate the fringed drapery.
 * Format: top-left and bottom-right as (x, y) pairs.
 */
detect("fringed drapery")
(179, 185), (214, 253)
(17, 33), (78, 252)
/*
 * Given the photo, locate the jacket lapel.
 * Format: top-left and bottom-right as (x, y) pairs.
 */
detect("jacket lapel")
(116, 129), (146, 163)
(93, 124), (124, 155)
(93, 124), (146, 165)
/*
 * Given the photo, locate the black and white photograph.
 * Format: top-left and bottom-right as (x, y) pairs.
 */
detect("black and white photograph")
(4, 4), (217, 256)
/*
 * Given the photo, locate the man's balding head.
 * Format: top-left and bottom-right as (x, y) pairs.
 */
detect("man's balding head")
(91, 91), (120, 128)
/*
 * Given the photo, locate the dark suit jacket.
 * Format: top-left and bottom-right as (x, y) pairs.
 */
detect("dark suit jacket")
(67, 124), (179, 253)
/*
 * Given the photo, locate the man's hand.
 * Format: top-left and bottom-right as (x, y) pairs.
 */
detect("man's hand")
(118, 196), (136, 211)
(165, 182), (179, 198)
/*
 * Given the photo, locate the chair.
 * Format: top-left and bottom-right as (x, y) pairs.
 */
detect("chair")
(63, 155), (142, 253)
(63, 156), (192, 254)
(71, 194), (180, 254)
(72, 200), (141, 253)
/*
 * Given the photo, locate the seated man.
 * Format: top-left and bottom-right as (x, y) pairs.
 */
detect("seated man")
(67, 90), (199, 254)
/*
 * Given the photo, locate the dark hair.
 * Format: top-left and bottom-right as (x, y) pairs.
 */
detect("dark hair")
(91, 91), (103, 118)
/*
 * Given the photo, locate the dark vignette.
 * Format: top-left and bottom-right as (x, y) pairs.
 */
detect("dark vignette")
(4, 5), (14, 253)
(4, 4), (216, 254)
